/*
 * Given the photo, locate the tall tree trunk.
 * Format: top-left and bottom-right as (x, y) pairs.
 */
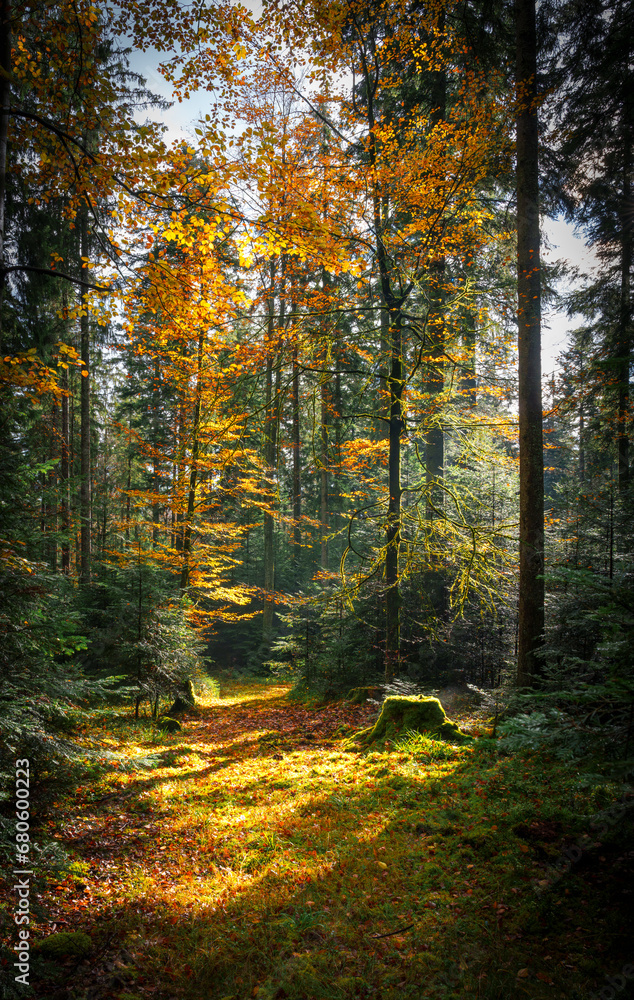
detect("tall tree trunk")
(579, 346), (585, 484)
(320, 376), (329, 571)
(461, 247), (477, 407)
(180, 328), (204, 590)
(425, 258), (445, 519)
(319, 267), (331, 572)
(49, 398), (58, 571)
(516, 0), (545, 685)
(60, 363), (71, 574)
(70, 370), (79, 573)
(125, 417), (132, 545)
(79, 208), (91, 584)
(385, 307), (403, 681)
(152, 355), (161, 547)
(262, 260), (279, 640)
(174, 401), (185, 553)
(101, 421), (108, 553)
(370, 205), (404, 679)
(376, 237), (390, 441)
(368, 105), (403, 678)
(331, 346), (343, 560)
(617, 131), (631, 492)
(425, 62), (447, 520)
(291, 336), (301, 586)
(462, 309), (477, 406)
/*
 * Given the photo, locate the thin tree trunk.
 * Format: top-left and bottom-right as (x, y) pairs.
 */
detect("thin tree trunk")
(79, 208), (91, 584)
(49, 398), (58, 571)
(385, 308), (403, 681)
(579, 348), (585, 484)
(136, 532), (143, 718)
(425, 63), (447, 519)
(607, 480), (614, 580)
(425, 258), (445, 519)
(60, 364), (71, 574)
(462, 308), (477, 407)
(516, 0), (545, 685)
(376, 264), (390, 441)
(101, 421), (108, 553)
(617, 132), (631, 491)
(174, 401), (185, 553)
(292, 336), (301, 586)
(152, 355), (161, 547)
(262, 260), (278, 640)
(367, 103), (403, 678)
(125, 417), (132, 545)
(320, 377), (329, 571)
(180, 328), (204, 590)
(331, 346), (343, 558)
(71, 369), (79, 574)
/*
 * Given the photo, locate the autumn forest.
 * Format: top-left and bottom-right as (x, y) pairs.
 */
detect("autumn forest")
(0, 0), (633, 997)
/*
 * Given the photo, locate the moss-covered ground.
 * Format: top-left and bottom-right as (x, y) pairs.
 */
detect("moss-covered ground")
(5, 680), (634, 1000)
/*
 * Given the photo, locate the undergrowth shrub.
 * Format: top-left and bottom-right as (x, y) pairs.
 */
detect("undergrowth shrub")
(499, 560), (634, 775)
(0, 554), (124, 802)
(77, 562), (206, 719)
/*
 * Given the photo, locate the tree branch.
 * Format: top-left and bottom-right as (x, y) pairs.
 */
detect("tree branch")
(2, 264), (108, 291)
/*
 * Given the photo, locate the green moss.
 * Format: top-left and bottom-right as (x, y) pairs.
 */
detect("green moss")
(157, 716), (181, 733)
(346, 686), (383, 704)
(355, 696), (472, 745)
(35, 931), (93, 959)
(167, 679), (199, 715)
(338, 975), (367, 995)
(255, 953), (326, 999)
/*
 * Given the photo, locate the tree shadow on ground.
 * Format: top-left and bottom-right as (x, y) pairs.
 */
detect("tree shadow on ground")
(27, 696), (634, 1000)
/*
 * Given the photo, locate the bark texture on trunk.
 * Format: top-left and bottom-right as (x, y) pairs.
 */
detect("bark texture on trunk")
(60, 363), (71, 574)
(617, 131), (631, 492)
(152, 356), (161, 547)
(425, 63), (447, 519)
(579, 350), (585, 484)
(461, 245), (477, 408)
(385, 308), (403, 681)
(425, 258), (445, 519)
(516, 0), (545, 685)
(292, 339), (301, 586)
(48, 399), (59, 570)
(320, 378), (329, 571)
(462, 309), (477, 407)
(79, 209), (91, 584)
(180, 329), (204, 590)
(262, 260), (279, 640)
(364, 76), (404, 678)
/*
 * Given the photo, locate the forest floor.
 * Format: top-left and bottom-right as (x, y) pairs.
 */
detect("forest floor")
(5, 679), (634, 1000)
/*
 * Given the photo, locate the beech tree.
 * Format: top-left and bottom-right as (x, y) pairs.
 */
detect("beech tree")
(255, 0), (512, 675)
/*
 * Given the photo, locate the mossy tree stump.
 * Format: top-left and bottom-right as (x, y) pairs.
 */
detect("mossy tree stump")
(167, 678), (198, 716)
(355, 696), (471, 745)
(35, 931), (92, 960)
(157, 716), (182, 733)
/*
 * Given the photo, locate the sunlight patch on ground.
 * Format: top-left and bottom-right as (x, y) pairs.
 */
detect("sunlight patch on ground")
(23, 681), (631, 1000)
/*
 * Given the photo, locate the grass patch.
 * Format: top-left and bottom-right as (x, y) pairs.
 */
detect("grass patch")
(3, 680), (632, 1000)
